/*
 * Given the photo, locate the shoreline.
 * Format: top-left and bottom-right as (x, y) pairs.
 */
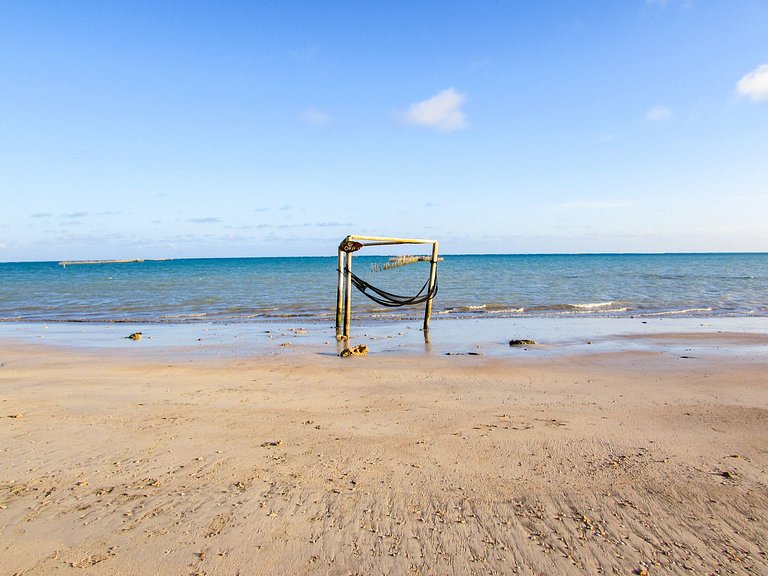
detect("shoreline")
(0, 316), (766, 361)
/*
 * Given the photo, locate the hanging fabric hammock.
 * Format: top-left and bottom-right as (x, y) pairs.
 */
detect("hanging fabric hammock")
(346, 268), (438, 308)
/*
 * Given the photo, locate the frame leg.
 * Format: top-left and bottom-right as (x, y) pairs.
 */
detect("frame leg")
(423, 242), (439, 332)
(344, 253), (352, 338)
(336, 250), (344, 334)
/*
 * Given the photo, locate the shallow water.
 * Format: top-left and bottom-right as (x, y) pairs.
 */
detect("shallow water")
(2, 316), (766, 363)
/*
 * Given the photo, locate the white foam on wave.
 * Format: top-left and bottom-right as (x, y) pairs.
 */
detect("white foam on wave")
(159, 312), (209, 319)
(487, 307), (525, 314)
(438, 304), (525, 315)
(548, 307), (629, 317)
(642, 307), (713, 316)
(569, 301), (616, 310)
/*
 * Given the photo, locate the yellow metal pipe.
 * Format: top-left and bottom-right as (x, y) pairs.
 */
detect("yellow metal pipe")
(342, 235), (437, 246)
(423, 241), (439, 332)
(343, 252), (353, 338)
(335, 249), (345, 334)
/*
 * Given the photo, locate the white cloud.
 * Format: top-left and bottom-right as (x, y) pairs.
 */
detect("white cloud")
(737, 64), (768, 102)
(551, 200), (629, 211)
(188, 217), (222, 224)
(398, 88), (468, 131)
(315, 221), (351, 227)
(303, 106), (331, 124)
(645, 105), (672, 121)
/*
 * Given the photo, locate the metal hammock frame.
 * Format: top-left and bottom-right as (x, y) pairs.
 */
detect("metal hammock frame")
(336, 235), (439, 338)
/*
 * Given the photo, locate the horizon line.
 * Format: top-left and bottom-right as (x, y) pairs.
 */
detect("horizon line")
(3, 250), (768, 265)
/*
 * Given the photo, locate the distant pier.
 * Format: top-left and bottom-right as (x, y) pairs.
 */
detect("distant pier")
(371, 255), (444, 272)
(58, 259), (169, 267)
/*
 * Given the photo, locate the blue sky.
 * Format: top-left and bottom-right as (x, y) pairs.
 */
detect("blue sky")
(1, 0), (767, 261)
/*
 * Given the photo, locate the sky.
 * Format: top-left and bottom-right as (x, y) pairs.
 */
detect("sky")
(1, 0), (767, 261)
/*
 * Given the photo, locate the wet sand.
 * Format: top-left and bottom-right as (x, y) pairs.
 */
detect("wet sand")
(1, 327), (767, 575)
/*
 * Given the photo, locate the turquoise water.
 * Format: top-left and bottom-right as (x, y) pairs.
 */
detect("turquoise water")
(1, 254), (767, 323)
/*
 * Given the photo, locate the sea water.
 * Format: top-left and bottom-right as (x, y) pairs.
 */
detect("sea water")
(1, 253), (767, 324)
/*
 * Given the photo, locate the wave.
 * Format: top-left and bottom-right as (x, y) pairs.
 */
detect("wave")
(436, 302), (635, 317)
(525, 302), (626, 314)
(567, 301), (617, 310)
(439, 304), (525, 315)
(159, 312), (209, 319)
(532, 307), (630, 317)
(638, 307), (714, 317)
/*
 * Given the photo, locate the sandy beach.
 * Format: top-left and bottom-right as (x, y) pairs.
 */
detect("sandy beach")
(2, 326), (767, 575)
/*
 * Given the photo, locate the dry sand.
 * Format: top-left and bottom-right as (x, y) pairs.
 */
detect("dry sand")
(1, 334), (767, 575)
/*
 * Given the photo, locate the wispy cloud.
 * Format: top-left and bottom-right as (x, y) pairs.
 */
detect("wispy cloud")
(645, 0), (693, 7)
(30, 212), (52, 218)
(302, 106), (332, 125)
(315, 221), (351, 227)
(737, 64), (768, 102)
(645, 105), (672, 121)
(52, 231), (126, 244)
(398, 88), (468, 132)
(551, 200), (629, 211)
(188, 217), (222, 224)
(222, 234), (248, 242)
(64, 211), (89, 218)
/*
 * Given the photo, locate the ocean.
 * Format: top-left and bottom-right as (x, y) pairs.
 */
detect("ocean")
(1, 253), (767, 324)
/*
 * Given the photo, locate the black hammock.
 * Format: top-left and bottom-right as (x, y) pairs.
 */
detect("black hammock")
(346, 268), (438, 308)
